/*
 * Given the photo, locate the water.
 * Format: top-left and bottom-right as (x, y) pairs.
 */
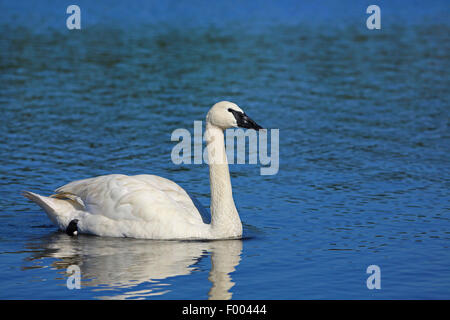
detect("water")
(0, 0), (449, 299)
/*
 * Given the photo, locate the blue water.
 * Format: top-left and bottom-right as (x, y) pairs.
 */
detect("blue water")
(0, 0), (449, 299)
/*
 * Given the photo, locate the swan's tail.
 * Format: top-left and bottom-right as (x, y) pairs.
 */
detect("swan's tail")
(22, 190), (71, 229)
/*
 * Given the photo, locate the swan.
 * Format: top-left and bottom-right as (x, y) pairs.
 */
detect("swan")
(23, 101), (263, 240)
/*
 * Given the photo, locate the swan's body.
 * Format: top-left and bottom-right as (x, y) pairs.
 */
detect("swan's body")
(23, 101), (263, 240)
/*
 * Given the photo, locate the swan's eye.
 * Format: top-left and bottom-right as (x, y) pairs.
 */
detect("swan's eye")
(228, 108), (241, 115)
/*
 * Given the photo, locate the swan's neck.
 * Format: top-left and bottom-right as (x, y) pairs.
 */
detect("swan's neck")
(205, 123), (242, 238)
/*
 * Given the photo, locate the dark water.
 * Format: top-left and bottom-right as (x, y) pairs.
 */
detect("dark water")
(0, 1), (449, 299)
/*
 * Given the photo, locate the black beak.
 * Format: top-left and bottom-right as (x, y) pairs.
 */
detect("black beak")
(228, 108), (264, 130)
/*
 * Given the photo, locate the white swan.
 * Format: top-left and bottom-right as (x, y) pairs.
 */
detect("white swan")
(23, 101), (263, 240)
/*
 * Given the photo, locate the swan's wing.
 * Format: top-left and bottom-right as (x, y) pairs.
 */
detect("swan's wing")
(132, 174), (203, 220)
(55, 174), (203, 225)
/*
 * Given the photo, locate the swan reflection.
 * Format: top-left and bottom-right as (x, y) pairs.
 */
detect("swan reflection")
(27, 233), (242, 299)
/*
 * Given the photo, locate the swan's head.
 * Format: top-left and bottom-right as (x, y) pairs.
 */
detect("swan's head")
(206, 101), (263, 130)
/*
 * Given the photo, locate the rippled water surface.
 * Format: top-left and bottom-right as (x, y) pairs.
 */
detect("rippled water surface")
(0, 1), (449, 299)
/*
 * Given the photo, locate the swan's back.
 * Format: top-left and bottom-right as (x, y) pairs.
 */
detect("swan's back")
(52, 174), (208, 238)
